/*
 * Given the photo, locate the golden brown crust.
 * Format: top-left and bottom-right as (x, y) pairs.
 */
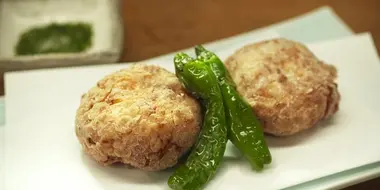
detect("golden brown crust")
(75, 64), (201, 171)
(225, 38), (340, 136)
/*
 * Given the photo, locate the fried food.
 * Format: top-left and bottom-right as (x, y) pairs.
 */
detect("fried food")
(75, 64), (202, 171)
(225, 38), (340, 136)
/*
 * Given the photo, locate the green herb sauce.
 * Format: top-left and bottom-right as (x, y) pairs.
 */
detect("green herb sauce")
(15, 22), (93, 56)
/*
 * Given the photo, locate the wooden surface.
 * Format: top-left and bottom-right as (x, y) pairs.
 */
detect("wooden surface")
(120, 0), (380, 62)
(2, 0), (380, 189)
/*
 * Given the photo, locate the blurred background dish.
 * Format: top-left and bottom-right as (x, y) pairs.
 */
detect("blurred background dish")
(0, 0), (123, 71)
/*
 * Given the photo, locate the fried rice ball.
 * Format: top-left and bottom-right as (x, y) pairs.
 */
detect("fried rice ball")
(225, 38), (340, 136)
(75, 64), (201, 171)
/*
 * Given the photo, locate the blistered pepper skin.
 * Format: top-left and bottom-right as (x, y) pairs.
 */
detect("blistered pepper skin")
(168, 54), (228, 190)
(195, 45), (272, 170)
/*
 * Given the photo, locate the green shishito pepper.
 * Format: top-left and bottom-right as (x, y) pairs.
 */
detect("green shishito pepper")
(168, 53), (228, 190)
(15, 22), (93, 56)
(195, 45), (272, 170)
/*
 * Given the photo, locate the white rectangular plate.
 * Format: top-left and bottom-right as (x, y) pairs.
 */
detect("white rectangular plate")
(4, 32), (380, 190)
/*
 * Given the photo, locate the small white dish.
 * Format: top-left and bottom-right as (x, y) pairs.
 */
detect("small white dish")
(0, 0), (123, 71)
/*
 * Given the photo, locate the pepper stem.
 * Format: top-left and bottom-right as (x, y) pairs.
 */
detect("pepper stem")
(195, 45), (207, 57)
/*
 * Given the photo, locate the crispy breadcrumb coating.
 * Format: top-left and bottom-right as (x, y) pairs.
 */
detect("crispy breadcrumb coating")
(75, 64), (201, 171)
(225, 38), (340, 136)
